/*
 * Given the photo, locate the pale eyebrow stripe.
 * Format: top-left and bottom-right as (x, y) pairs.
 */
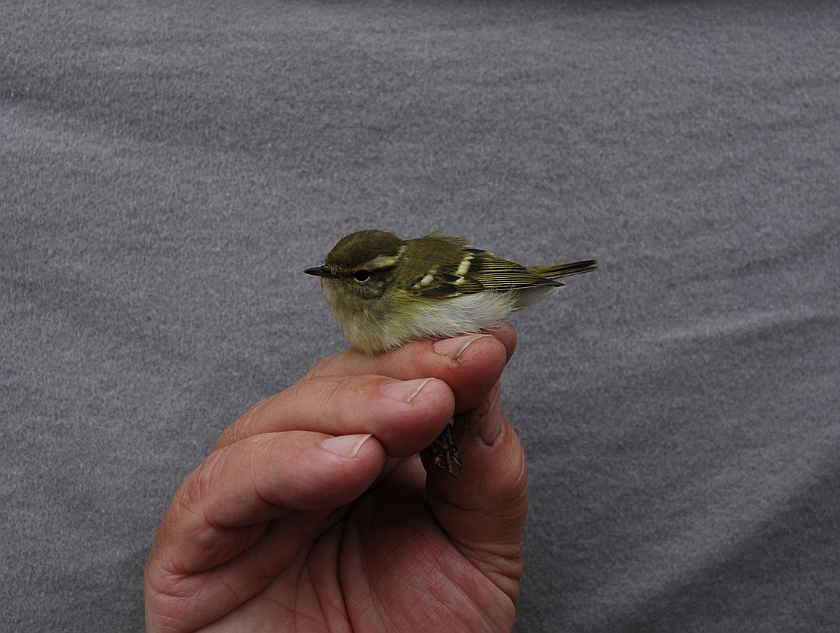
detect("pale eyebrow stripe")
(366, 245), (407, 269)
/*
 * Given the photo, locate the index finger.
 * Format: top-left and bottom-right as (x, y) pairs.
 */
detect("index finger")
(307, 322), (517, 380)
(306, 322), (517, 415)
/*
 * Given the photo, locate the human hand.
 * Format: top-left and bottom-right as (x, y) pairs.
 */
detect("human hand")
(144, 323), (527, 632)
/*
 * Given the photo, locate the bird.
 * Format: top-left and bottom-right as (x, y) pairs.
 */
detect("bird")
(305, 229), (596, 475)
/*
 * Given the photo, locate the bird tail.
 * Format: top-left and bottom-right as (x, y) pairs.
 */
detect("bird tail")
(528, 259), (598, 280)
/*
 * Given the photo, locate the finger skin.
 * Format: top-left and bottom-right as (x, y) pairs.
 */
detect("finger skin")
(305, 324), (515, 415)
(423, 380), (529, 605)
(215, 374), (456, 458)
(216, 324), (516, 454)
(145, 430), (385, 632)
(485, 321), (517, 362)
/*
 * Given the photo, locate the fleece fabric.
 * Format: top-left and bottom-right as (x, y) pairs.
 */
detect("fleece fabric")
(2, 1), (839, 631)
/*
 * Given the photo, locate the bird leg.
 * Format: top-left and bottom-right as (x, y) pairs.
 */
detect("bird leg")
(429, 419), (462, 477)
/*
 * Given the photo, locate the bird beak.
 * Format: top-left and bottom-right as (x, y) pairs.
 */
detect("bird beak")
(304, 266), (337, 278)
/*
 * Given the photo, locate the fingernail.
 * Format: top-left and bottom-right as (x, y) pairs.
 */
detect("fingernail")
(433, 334), (486, 360)
(381, 378), (432, 403)
(480, 385), (502, 445)
(321, 434), (371, 458)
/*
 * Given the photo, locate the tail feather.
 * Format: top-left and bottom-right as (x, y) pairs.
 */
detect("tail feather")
(528, 259), (598, 280)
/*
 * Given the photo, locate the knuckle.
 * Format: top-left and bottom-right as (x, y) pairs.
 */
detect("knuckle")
(177, 451), (228, 527)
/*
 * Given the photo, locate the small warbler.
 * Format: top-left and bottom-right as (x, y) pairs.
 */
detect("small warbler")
(305, 229), (597, 475)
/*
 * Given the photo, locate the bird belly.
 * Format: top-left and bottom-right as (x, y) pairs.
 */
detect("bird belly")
(401, 292), (516, 343)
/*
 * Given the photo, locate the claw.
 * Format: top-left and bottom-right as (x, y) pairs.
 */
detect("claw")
(428, 422), (462, 477)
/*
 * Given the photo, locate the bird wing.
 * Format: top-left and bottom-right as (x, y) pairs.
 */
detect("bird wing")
(412, 249), (559, 298)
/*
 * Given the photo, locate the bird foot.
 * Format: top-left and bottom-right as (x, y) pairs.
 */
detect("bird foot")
(429, 421), (462, 477)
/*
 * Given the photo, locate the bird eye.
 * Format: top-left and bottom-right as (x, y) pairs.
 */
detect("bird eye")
(354, 270), (370, 282)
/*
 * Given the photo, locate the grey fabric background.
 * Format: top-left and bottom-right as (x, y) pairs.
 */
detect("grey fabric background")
(3, 1), (839, 631)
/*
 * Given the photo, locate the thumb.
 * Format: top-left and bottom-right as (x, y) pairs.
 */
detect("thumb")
(423, 380), (528, 603)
